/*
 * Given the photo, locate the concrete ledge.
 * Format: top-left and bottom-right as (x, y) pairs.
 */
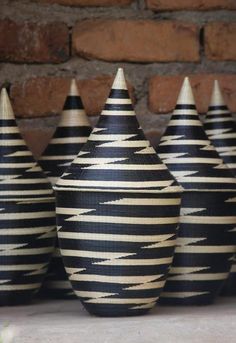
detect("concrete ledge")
(1, 298), (236, 342)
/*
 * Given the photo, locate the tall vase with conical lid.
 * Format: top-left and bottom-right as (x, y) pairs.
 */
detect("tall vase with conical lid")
(157, 77), (236, 305)
(55, 68), (182, 317)
(38, 79), (91, 298)
(204, 80), (236, 296)
(0, 89), (55, 306)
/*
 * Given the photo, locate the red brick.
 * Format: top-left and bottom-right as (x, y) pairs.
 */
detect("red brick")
(146, 0), (236, 11)
(35, 0), (133, 6)
(20, 128), (54, 159)
(11, 76), (135, 118)
(205, 22), (236, 61)
(0, 19), (69, 63)
(148, 74), (236, 114)
(72, 20), (200, 62)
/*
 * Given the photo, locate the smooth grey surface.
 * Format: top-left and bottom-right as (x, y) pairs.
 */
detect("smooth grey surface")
(0, 298), (235, 343)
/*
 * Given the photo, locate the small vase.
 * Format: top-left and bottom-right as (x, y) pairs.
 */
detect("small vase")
(55, 68), (182, 317)
(38, 79), (91, 298)
(204, 80), (236, 296)
(157, 78), (236, 305)
(0, 89), (55, 306)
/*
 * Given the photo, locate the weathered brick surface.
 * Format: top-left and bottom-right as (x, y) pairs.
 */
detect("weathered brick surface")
(148, 74), (236, 114)
(72, 20), (200, 62)
(11, 76), (135, 118)
(146, 0), (236, 11)
(0, 19), (69, 63)
(35, 0), (133, 6)
(205, 22), (236, 61)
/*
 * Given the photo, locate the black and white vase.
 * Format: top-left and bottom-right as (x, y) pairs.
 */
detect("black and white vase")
(55, 68), (182, 317)
(0, 88), (55, 306)
(157, 77), (236, 305)
(204, 80), (236, 296)
(39, 79), (91, 298)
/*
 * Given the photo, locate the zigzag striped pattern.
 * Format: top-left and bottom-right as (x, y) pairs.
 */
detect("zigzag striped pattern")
(55, 68), (182, 317)
(204, 80), (236, 296)
(157, 77), (236, 305)
(39, 80), (91, 298)
(0, 89), (55, 306)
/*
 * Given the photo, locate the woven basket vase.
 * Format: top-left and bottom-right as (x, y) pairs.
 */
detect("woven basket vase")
(0, 89), (55, 306)
(157, 77), (236, 306)
(204, 80), (236, 296)
(38, 80), (91, 298)
(55, 68), (182, 317)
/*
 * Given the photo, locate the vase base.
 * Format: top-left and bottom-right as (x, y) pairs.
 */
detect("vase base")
(83, 303), (151, 317)
(159, 295), (215, 306)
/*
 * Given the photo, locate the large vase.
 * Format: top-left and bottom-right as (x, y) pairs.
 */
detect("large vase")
(0, 89), (55, 306)
(204, 80), (236, 296)
(38, 79), (91, 298)
(157, 77), (236, 305)
(55, 68), (182, 317)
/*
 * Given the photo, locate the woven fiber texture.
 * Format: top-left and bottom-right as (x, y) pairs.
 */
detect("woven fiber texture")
(157, 78), (236, 306)
(204, 81), (236, 296)
(0, 89), (55, 306)
(55, 68), (182, 317)
(39, 80), (91, 299)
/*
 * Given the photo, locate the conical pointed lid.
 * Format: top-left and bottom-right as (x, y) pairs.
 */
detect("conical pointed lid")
(204, 80), (236, 176)
(0, 89), (54, 200)
(55, 68), (182, 194)
(39, 79), (91, 185)
(157, 77), (236, 191)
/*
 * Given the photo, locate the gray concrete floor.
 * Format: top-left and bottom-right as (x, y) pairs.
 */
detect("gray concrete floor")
(0, 297), (235, 343)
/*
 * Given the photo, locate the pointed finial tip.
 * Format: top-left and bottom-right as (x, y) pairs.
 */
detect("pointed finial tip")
(112, 67), (127, 90)
(69, 78), (79, 96)
(210, 79), (225, 107)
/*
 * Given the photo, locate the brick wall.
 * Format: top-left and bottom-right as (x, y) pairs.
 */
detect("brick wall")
(0, 0), (235, 158)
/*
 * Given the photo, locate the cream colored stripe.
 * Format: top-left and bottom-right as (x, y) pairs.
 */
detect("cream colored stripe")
(101, 110), (135, 116)
(216, 146), (236, 152)
(61, 250), (134, 259)
(169, 266), (209, 274)
(205, 118), (234, 123)
(0, 179), (49, 184)
(5, 151), (32, 157)
(125, 281), (165, 290)
(210, 133), (236, 139)
(168, 120), (202, 126)
(227, 163), (236, 169)
(168, 273), (228, 281)
(135, 147), (156, 154)
(164, 158), (222, 164)
(0, 175), (21, 180)
(73, 157), (127, 164)
(0, 211), (55, 220)
(0, 163), (36, 168)
(98, 141), (149, 148)
(173, 109), (197, 115)
(207, 110), (229, 115)
(143, 240), (175, 249)
(131, 302), (157, 310)
(40, 155), (76, 160)
(181, 216), (236, 224)
(55, 186), (182, 194)
(159, 140), (209, 146)
(56, 207), (94, 215)
(160, 135), (184, 141)
(0, 243), (26, 250)
(82, 164), (168, 170)
(50, 137), (88, 144)
(0, 140), (26, 146)
(85, 297), (158, 304)
(0, 283), (41, 291)
(0, 190), (53, 196)
(59, 179), (174, 188)
(89, 134), (135, 141)
(177, 237), (206, 246)
(221, 151), (236, 156)
(101, 198), (181, 206)
(70, 274), (161, 284)
(66, 214), (179, 225)
(94, 257), (173, 266)
(1, 127), (21, 133)
(106, 98), (132, 104)
(0, 263), (47, 271)
(161, 292), (208, 298)
(59, 110), (90, 127)
(75, 291), (117, 298)
(58, 232), (174, 242)
(65, 267), (85, 274)
(175, 245), (235, 253)
(0, 247), (53, 256)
